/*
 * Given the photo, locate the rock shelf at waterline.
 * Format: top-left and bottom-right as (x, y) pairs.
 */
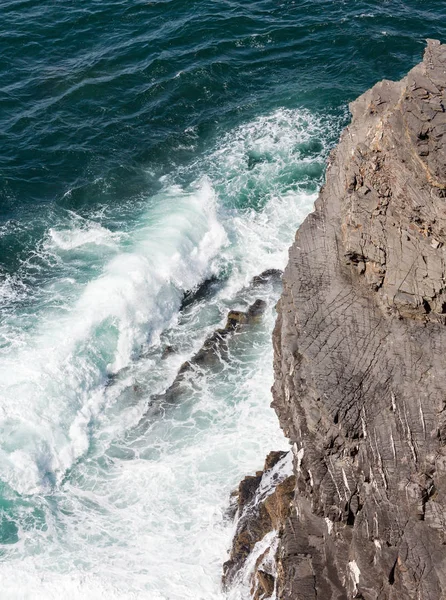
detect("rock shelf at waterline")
(140, 293), (273, 421)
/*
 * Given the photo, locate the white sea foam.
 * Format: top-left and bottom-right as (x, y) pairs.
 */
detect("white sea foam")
(0, 305), (287, 599)
(0, 107), (334, 599)
(0, 181), (227, 495)
(0, 273), (28, 306)
(47, 222), (120, 251)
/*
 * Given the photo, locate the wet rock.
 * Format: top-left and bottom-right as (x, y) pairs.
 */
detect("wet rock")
(238, 473), (264, 508)
(269, 40), (446, 599)
(145, 298), (268, 415)
(247, 299), (267, 323)
(251, 269), (283, 287)
(161, 345), (177, 359)
(180, 275), (224, 310)
(223, 451), (295, 592)
(223, 499), (272, 587)
(226, 310), (249, 328)
(225, 490), (240, 521)
(252, 568), (275, 600)
(179, 298), (267, 373)
(264, 450), (288, 472)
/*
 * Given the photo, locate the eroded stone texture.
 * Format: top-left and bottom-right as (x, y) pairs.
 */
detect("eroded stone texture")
(223, 451), (295, 595)
(270, 39), (446, 599)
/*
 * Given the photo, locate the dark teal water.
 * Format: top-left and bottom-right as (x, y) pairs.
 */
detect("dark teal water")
(0, 2), (444, 598)
(1, 1), (444, 267)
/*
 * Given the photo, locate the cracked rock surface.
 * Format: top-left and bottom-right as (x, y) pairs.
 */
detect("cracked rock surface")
(272, 39), (446, 600)
(226, 40), (446, 599)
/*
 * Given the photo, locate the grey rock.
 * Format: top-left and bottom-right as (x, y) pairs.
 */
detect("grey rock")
(222, 451), (295, 592)
(251, 269), (283, 287)
(271, 39), (446, 600)
(226, 40), (446, 600)
(143, 298), (268, 418)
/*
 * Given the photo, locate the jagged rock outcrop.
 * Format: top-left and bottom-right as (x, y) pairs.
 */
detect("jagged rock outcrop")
(143, 297), (268, 418)
(227, 40), (446, 599)
(177, 297), (267, 373)
(223, 451), (295, 598)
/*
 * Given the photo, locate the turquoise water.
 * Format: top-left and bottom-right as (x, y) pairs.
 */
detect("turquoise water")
(0, 1), (445, 598)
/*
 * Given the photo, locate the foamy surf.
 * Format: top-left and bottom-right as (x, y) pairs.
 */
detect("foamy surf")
(0, 107), (335, 599)
(0, 181), (227, 495)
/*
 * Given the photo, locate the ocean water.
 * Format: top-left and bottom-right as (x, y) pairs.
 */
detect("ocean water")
(0, 1), (444, 598)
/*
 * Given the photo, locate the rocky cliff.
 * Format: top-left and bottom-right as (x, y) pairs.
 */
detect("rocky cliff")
(225, 40), (446, 599)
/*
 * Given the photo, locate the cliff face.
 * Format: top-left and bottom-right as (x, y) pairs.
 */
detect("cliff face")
(272, 39), (446, 599)
(226, 40), (446, 599)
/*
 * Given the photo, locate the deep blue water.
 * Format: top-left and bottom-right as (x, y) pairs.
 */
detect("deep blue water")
(0, 1), (444, 598)
(1, 1), (444, 268)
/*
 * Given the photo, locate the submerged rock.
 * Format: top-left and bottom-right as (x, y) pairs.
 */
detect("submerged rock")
(161, 345), (177, 359)
(251, 269), (283, 288)
(145, 298), (268, 415)
(179, 298), (267, 372)
(226, 40), (446, 599)
(180, 275), (225, 310)
(247, 299), (268, 322)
